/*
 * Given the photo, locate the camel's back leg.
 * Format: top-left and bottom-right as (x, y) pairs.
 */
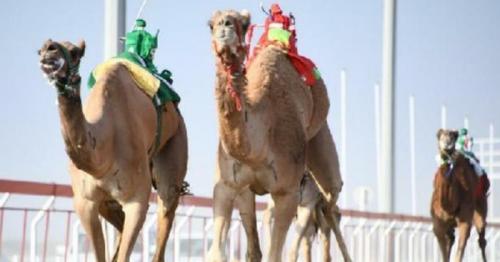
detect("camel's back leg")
(152, 117), (188, 262)
(98, 200), (124, 261)
(300, 234), (313, 262)
(305, 123), (351, 261)
(288, 203), (314, 262)
(234, 188), (262, 262)
(317, 206), (332, 262)
(473, 198), (488, 262)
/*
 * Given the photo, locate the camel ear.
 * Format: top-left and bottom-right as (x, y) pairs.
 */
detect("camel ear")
(78, 40), (86, 57)
(451, 130), (459, 141)
(436, 128), (444, 140)
(239, 9), (251, 35)
(208, 10), (222, 32)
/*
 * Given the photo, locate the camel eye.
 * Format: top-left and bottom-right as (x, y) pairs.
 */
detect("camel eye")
(47, 44), (57, 51)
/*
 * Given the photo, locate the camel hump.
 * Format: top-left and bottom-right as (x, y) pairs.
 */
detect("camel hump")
(91, 61), (130, 88)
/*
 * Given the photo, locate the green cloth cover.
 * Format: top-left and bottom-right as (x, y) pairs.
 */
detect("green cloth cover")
(87, 51), (180, 105)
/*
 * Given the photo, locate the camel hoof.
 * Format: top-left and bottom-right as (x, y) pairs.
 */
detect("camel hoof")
(246, 251), (262, 262)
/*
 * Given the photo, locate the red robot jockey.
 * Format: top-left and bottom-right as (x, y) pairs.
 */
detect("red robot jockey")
(247, 3), (320, 86)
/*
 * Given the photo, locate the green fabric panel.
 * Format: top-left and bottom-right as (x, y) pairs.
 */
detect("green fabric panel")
(87, 51), (180, 105)
(313, 67), (321, 80)
(267, 28), (291, 45)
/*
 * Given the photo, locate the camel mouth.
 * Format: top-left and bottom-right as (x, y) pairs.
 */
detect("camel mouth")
(215, 44), (238, 65)
(40, 57), (65, 80)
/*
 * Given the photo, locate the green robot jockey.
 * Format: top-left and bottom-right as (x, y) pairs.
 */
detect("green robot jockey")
(455, 128), (490, 195)
(89, 19), (180, 105)
(122, 19), (179, 104)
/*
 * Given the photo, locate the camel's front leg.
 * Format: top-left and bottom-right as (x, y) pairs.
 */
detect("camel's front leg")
(115, 189), (150, 261)
(98, 200), (125, 261)
(74, 196), (106, 262)
(454, 221), (471, 262)
(262, 199), (275, 257)
(432, 218), (454, 262)
(268, 192), (299, 262)
(235, 188), (262, 262)
(289, 204), (313, 262)
(208, 180), (237, 262)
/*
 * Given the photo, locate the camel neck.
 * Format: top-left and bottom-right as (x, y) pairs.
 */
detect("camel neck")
(56, 82), (107, 175)
(215, 62), (251, 159)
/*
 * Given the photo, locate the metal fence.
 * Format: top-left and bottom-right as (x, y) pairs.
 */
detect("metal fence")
(0, 179), (499, 262)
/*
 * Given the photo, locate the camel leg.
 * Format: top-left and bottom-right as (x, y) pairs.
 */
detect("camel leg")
(473, 211), (487, 262)
(454, 221), (471, 262)
(115, 188), (150, 261)
(268, 192), (299, 262)
(152, 119), (188, 262)
(74, 197), (106, 262)
(432, 218), (454, 262)
(98, 200), (124, 261)
(288, 204), (313, 262)
(208, 179), (237, 262)
(317, 208), (332, 262)
(234, 188), (262, 262)
(300, 235), (313, 262)
(306, 124), (351, 262)
(262, 199), (275, 258)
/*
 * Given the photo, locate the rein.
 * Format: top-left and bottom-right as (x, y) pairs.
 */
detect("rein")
(53, 44), (81, 97)
(214, 19), (248, 112)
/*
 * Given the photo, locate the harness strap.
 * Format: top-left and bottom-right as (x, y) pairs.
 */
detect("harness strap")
(149, 95), (163, 156)
(53, 43), (81, 97)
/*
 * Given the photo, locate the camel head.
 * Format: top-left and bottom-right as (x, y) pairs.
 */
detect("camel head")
(437, 128), (459, 155)
(208, 10), (251, 66)
(38, 39), (85, 86)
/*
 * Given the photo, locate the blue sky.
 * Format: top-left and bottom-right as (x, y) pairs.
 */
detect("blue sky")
(0, 0), (499, 216)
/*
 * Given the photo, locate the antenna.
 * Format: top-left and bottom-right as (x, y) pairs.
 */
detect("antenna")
(136, 0), (149, 21)
(259, 2), (270, 16)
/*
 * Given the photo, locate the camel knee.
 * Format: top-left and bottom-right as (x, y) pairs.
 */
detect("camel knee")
(478, 237), (486, 248)
(246, 250), (262, 262)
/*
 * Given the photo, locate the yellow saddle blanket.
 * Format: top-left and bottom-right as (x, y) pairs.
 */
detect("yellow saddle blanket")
(92, 58), (160, 98)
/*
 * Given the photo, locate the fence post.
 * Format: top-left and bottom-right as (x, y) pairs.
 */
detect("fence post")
(174, 206), (195, 262)
(408, 222), (422, 262)
(0, 193), (10, 256)
(30, 196), (55, 262)
(489, 124), (495, 219)
(72, 220), (81, 262)
(394, 221), (411, 260)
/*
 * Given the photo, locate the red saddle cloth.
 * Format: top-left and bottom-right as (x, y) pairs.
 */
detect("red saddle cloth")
(474, 175), (490, 199)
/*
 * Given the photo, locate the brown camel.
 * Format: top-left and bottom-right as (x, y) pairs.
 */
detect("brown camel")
(207, 10), (351, 262)
(263, 171), (333, 262)
(431, 128), (488, 262)
(38, 40), (188, 262)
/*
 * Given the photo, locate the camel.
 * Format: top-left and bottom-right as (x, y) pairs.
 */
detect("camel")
(263, 171), (333, 262)
(207, 10), (351, 262)
(431, 128), (488, 262)
(38, 39), (188, 262)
